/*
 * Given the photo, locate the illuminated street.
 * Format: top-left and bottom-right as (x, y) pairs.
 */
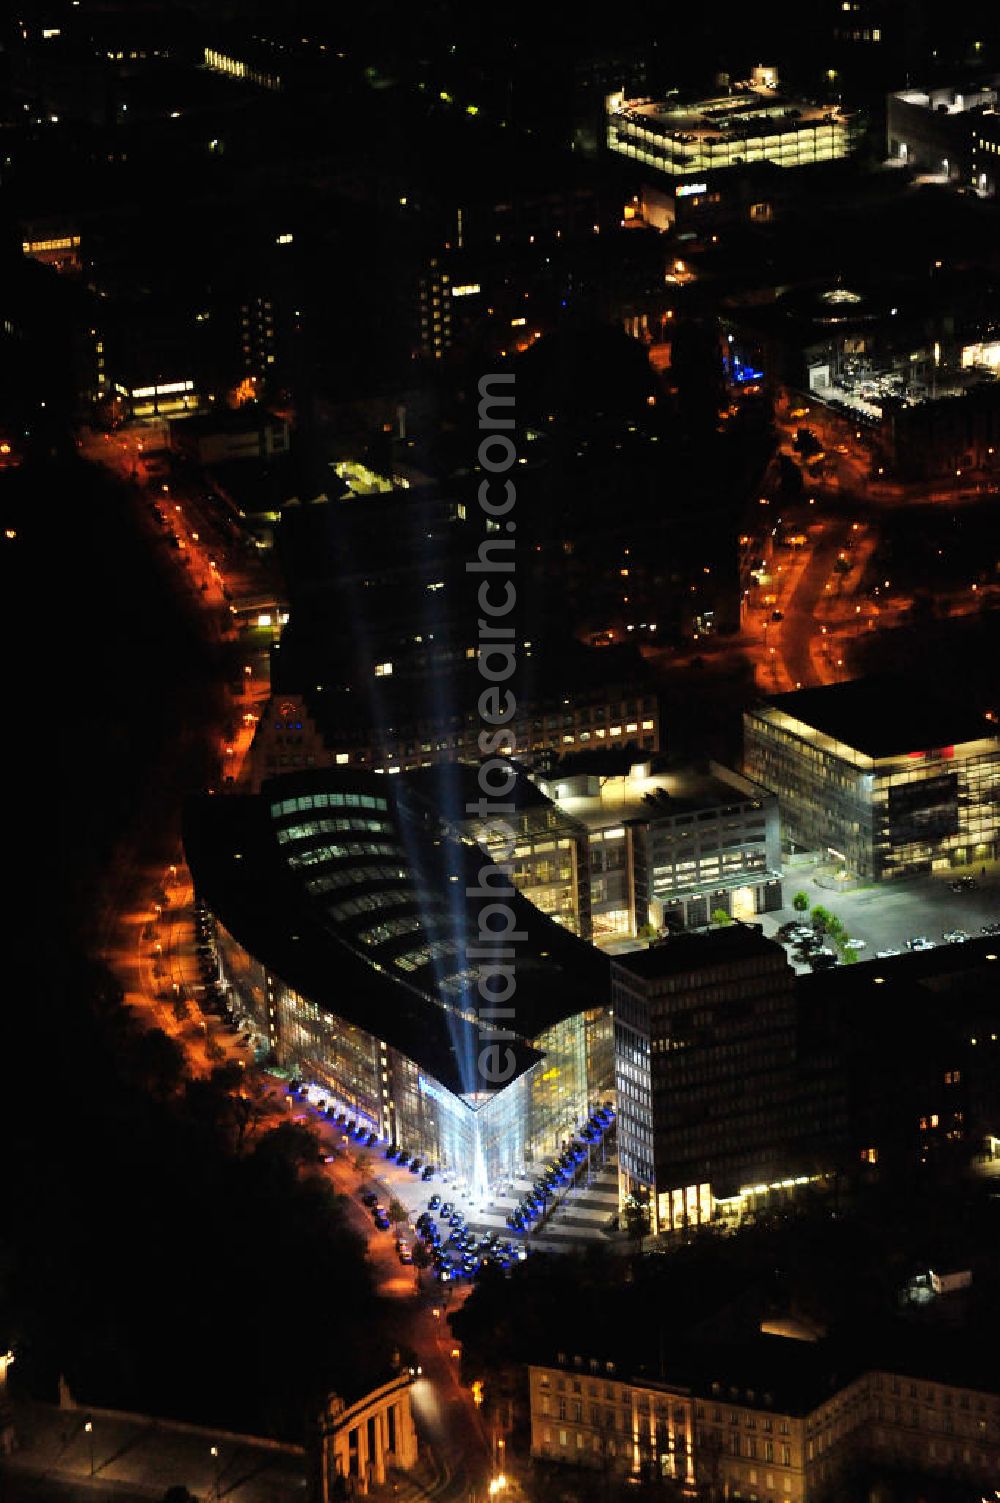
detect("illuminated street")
(8, 9), (1000, 1503)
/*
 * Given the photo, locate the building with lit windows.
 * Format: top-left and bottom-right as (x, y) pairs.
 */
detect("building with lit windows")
(610, 931), (1000, 1229)
(606, 73), (857, 185)
(246, 678), (662, 786)
(183, 769), (612, 1198)
(743, 677), (1000, 880)
(611, 927), (824, 1229)
(831, 0), (926, 92)
(203, 46), (283, 91)
(529, 1340), (1000, 1498)
(251, 485), (665, 784)
(417, 259), (454, 360)
(399, 764), (593, 942)
(19, 224), (82, 273)
(536, 753), (782, 940)
(887, 77), (1000, 196)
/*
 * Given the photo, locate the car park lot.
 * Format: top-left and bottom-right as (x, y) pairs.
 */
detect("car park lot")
(761, 866), (1000, 971)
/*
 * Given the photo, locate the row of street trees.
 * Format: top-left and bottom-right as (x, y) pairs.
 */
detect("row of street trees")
(708, 894), (858, 963)
(792, 891), (858, 963)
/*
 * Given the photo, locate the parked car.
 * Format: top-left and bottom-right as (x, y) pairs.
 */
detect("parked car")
(875, 947), (901, 958)
(943, 929), (969, 944)
(843, 938), (866, 950)
(396, 1240), (413, 1264)
(906, 936), (935, 951)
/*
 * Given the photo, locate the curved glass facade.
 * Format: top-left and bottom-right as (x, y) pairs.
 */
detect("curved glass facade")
(214, 919), (596, 1194)
(190, 770), (614, 1194)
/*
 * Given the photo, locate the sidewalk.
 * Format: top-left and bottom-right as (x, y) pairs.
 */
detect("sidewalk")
(0, 1402), (305, 1503)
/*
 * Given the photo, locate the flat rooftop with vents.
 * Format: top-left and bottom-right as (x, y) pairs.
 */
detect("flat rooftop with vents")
(607, 71), (856, 181)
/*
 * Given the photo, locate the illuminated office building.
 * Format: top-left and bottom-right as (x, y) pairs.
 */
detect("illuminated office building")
(744, 678), (1000, 880)
(611, 927), (812, 1230)
(247, 681), (662, 785)
(537, 753), (782, 940)
(399, 764), (593, 941)
(184, 769), (612, 1197)
(607, 73), (856, 184)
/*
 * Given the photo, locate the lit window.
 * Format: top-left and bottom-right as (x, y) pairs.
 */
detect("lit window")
(375, 661), (393, 677)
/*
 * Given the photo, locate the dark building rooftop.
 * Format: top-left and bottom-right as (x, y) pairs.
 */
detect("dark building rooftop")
(612, 924), (786, 983)
(171, 406), (286, 438)
(754, 675), (996, 759)
(542, 747), (665, 780)
(399, 761), (557, 818)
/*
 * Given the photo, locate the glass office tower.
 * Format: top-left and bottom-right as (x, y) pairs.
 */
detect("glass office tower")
(744, 680), (1000, 879)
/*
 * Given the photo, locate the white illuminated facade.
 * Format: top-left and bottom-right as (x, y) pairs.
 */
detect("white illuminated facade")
(888, 80), (1000, 196)
(112, 378), (199, 418)
(537, 757), (782, 940)
(186, 770), (614, 1201)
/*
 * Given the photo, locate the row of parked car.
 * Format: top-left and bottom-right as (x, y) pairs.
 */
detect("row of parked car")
(286, 1081), (382, 1146)
(384, 1143), (436, 1181)
(506, 1104), (615, 1232)
(778, 909), (1000, 966)
(890, 924), (1000, 951)
(359, 1190), (391, 1231)
(286, 1084), (444, 1183)
(193, 905), (256, 1044)
(776, 922), (842, 970)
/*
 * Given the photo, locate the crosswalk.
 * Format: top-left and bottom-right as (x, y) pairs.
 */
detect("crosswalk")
(444, 1163), (621, 1250)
